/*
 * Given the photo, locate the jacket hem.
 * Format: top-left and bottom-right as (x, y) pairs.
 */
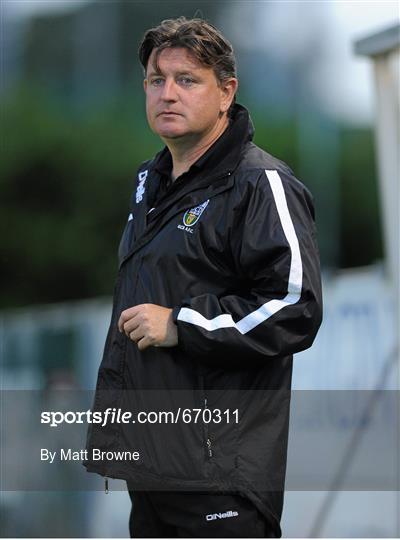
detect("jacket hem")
(84, 461), (282, 537)
(84, 460), (245, 491)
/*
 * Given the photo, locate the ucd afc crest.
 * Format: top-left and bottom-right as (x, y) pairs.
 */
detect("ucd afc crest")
(183, 200), (209, 227)
(178, 200), (209, 234)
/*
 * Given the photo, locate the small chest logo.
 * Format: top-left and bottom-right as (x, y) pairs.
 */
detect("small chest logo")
(178, 200), (209, 234)
(136, 170), (148, 203)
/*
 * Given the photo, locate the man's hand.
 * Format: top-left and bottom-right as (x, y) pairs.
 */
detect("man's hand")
(118, 304), (178, 351)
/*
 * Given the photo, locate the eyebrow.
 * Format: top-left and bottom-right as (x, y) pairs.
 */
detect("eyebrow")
(147, 69), (198, 78)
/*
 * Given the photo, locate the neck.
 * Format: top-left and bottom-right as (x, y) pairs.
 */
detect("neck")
(165, 115), (230, 181)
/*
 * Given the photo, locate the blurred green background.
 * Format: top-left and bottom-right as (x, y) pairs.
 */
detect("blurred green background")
(1, 0), (383, 309)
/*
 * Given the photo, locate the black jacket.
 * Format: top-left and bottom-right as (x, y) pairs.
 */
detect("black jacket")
(84, 104), (322, 536)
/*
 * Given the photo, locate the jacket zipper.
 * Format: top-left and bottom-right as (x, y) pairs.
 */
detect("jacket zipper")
(104, 477), (109, 494)
(203, 397), (213, 459)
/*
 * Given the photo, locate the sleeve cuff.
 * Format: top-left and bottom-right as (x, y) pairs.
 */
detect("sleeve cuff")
(172, 306), (181, 325)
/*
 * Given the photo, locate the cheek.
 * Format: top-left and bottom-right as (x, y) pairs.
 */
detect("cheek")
(188, 90), (218, 111)
(145, 97), (157, 122)
(193, 93), (221, 120)
(145, 96), (153, 112)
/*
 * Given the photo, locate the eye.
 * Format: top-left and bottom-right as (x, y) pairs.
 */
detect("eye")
(150, 77), (164, 87)
(177, 76), (195, 87)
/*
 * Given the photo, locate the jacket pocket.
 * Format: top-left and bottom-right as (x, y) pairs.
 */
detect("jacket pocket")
(198, 375), (214, 463)
(117, 388), (207, 481)
(199, 374), (240, 479)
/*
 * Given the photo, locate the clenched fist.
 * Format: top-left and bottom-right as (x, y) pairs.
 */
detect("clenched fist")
(118, 304), (178, 351)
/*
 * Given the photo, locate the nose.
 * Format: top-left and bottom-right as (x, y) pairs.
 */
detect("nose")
(160, 78), (178, 102)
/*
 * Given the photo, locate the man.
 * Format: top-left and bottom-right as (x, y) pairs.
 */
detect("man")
(85, 17), (322, 538)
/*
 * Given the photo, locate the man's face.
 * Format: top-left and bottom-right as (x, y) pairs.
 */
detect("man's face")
(144, 47), (233, 143)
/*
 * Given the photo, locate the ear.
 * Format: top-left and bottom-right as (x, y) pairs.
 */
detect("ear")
(143, 78), (148, 93)
(220, 78), (238, 114)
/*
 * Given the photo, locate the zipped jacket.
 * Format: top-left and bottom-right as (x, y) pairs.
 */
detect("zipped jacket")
(84, 104), (323, 537)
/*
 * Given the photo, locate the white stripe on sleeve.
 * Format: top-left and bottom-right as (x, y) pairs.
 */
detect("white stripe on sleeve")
(177, 169), (303, 335)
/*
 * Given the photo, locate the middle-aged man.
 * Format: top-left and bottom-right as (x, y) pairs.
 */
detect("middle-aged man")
(85, 16), (322, 538)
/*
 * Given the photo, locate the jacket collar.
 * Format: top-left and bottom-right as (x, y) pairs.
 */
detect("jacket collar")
(151, 102), (254, 183)
(122, 104), (254, 266)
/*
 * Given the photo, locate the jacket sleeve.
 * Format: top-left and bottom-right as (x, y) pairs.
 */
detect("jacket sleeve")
(172, 168), (323, 363)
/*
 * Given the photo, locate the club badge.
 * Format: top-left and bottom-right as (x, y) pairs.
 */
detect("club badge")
(178, 200), (209, 234)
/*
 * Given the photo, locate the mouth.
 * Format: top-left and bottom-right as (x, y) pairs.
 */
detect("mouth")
(157, 111), (182, 117)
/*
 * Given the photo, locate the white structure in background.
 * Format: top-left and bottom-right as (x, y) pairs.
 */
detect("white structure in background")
(354, 23), (400, 343)
(285, 24), (400, 539)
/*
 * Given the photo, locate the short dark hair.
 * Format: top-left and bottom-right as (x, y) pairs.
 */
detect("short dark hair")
(139, 17), (237, 110)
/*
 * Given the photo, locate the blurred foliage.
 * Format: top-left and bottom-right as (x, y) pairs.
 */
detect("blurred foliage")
(338, 127), (382, 267)
(1, 83), (382, 309)
(252, 104), (383, 269)
(1, 83), (159, 308)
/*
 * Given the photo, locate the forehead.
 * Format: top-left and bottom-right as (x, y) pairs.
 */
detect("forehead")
(147, 47), (210, 74)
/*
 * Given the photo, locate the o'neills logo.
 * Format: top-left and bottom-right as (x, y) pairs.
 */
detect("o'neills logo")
(136, 170), (148, 203)
(205, 510), (239, 521)
(178, 199), (209, 234)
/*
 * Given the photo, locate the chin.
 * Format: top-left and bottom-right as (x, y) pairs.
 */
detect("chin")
(152, 118), (188, 139)
(155, 128), (187, 140)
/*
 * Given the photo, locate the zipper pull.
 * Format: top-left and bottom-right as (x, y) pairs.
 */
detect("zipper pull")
(207, 438), (213, 458)
(104, 477), (109, 494)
